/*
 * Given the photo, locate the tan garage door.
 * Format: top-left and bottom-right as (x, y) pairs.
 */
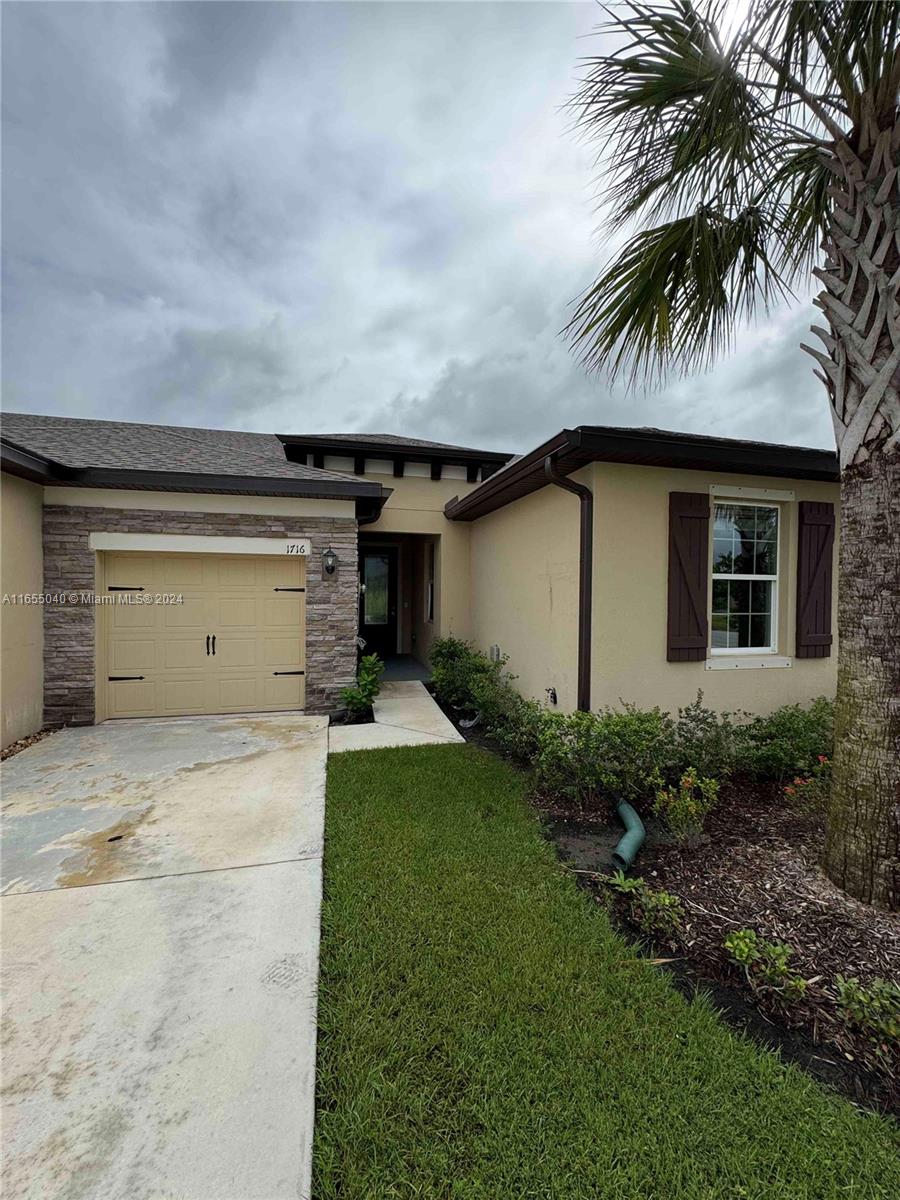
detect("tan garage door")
(103, 552), (306, 718)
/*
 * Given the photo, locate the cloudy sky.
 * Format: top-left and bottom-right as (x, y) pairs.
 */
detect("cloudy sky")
(2, 0), (833, 454)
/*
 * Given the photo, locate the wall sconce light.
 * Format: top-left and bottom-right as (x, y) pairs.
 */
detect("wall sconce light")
(322, 547), (339, 576)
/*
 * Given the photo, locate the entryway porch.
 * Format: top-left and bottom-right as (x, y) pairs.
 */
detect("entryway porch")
(358, 532), (438, 679)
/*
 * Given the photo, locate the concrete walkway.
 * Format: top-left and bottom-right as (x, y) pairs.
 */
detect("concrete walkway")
(328, 681), (463, 752)
(1, 713), (328, 1200)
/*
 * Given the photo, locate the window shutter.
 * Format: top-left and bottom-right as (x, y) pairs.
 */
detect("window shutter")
(796, 501), (835, 658)
(667, 492), (710, 662)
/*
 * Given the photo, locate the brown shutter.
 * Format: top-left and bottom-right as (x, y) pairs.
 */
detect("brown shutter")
(796, 501), (835, 658)
(667, 492), (710, 661)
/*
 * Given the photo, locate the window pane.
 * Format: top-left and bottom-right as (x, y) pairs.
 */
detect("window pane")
(750, 612), (772, 647)
(727, 580), (750, 613)
(711, 580), (729, 611)
(754, 541), (776, 575)
(711, 614), (730, 648)
(363, 555), (389, 625)
(713, 539), (735, 573)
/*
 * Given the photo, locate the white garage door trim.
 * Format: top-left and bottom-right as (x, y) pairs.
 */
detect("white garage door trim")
(89, 532), (311, 556)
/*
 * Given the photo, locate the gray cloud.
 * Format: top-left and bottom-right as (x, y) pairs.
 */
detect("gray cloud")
(2, 1), (834, 455)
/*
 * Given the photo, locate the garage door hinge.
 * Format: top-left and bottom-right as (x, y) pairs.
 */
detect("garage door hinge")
(273, 587), (305, 592)
(108, 675), (145, 681)
(272, 670), (305, 676)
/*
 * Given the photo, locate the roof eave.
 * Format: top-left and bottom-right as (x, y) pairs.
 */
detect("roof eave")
(278, 433), (511, 464)
(445, 426), (839, 521)
(1, 439), (70, 484)
(46, 466), (387, 500)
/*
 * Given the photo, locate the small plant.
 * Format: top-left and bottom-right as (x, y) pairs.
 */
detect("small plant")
(724, 929), (807, 1003)
(835, 976), (900, 1049)
(783, 755), (831, 815)
(606, 871), (684, 940)
(339, 653), (384, 719)
(652, 767), (718, 843)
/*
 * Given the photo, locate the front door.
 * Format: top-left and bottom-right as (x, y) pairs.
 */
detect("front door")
(359, 549), (397, 659)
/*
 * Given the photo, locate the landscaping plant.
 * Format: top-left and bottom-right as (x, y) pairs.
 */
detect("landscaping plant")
(339, 653), (384, 720)
(672, 692), (743, 780)
(738, 699), (834, 783)
(652, 768), (719, 845)
(835, 976), (900, 1052)
(724, 929), (808, 1005)
(606, 870), (684, 941)
(535, 705), (675, 813)
(783, 756), (832, 816)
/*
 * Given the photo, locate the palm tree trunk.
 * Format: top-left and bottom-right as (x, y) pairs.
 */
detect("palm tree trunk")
(805, 122), (900, 910)
(823, 453), (900, 909)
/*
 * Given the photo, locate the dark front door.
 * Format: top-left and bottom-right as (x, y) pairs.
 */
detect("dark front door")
(360, 549), (398, 659)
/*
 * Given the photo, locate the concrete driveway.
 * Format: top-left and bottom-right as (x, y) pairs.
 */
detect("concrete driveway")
(1, 713), (328, 1200)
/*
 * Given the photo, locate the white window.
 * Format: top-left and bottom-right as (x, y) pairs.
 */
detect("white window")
(711, 502), (778, 653)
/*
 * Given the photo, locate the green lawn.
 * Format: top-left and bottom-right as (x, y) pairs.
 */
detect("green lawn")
(314, 744), (898, 1199)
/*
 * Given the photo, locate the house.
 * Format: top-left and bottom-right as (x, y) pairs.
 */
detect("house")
(0, 413), (839, 748)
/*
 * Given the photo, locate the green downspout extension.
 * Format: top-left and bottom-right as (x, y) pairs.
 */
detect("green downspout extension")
(611, 801), (645, 870)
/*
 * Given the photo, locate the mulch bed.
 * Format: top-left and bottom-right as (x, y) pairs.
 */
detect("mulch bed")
(431, 690), (899, 1116)
(594, 779), (900, 1115)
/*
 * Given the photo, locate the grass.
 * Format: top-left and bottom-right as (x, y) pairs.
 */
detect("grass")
(314, 744), (899, 1198)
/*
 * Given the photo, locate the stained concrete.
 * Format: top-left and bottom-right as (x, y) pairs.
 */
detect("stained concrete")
(328, 680), (463, 753)
(1, 713), (328, 1200)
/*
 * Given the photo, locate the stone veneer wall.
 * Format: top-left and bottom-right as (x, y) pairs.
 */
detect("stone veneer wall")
(42, 505), (358, 725)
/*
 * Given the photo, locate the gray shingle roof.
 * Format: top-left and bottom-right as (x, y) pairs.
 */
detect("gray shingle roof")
(296, 432), (509, 456)
(1, 412), (360, 484)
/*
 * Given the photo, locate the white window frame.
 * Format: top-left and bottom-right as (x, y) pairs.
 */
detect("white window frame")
(710, 499), (780, 656)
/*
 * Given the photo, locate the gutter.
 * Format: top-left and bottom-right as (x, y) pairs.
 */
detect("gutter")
(544, 453), (593, 713)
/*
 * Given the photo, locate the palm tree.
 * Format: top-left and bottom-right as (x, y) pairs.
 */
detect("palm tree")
(567, 0), (899, 909)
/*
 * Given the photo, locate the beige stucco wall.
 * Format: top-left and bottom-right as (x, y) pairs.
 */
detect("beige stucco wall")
(468, 469), (586, 711)
(465, 462), (840, 718)
(592, 462), (840, 715)
(1, 472), (44, 746)
(365, 474), (478, 645)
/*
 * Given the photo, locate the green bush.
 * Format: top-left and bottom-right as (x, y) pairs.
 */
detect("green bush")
(672, 692), (744, 779)
(735, 697), (834, 782)
(652, 767), (719, 843)
(724, 929), (808, 1004)
(783, 755), (832, 815)
(339, 653), (384, 719)
(470, 671), (546, 762)
(535, 705), (674, 812)
(835, 976), (900, 1048)
(605, 871), (684, 940)
(430, 637), (501, 711)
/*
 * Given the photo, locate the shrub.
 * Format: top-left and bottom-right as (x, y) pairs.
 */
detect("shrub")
(783, 755), (831, 815)
(340, 653), (384, 719)
(672, 692), (743, 779)
(535, 705), (675, 812)
(736, 697), (834, 782)
(724, 929), (807, 1003)
(835, 976), (900, 1048)
(605, 871), (684, 940)
(472, 673), (546, 762)
(430, 637), (500, 711)
(652, 768), (719, 843)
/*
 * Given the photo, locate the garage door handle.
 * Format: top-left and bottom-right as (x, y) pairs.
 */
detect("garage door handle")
(273, 587), (305, 592)
(211, 635), (216, 656)
(273, 671), (304, 676)
(109, 676), (145, 681)
(206, 634), (210, 656)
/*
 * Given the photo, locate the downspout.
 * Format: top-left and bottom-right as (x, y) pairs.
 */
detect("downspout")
(543, 453), (645, 869)
(543, 454), (593, 712)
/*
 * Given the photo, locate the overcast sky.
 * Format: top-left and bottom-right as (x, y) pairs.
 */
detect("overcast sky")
(2, 1), (833, 455)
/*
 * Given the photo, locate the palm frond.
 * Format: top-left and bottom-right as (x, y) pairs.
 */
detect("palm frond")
(566, 204), (790, 381)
